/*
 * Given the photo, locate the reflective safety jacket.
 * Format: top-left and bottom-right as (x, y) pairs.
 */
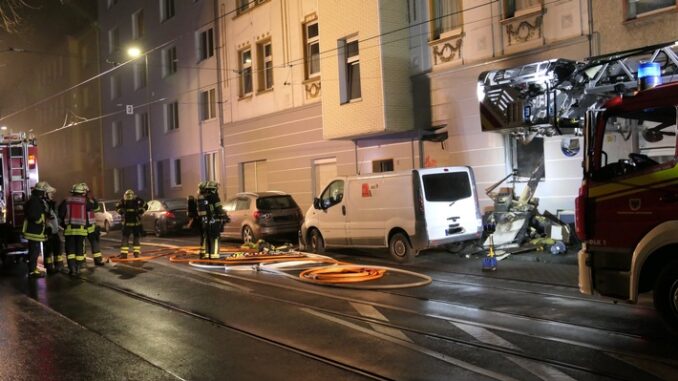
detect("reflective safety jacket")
(116, 197), (146, 227)
(59, 196), (89, 236)
(22, 191), (47, 242)
(197, 192), (223, 220)
(86, 197), (100, 234)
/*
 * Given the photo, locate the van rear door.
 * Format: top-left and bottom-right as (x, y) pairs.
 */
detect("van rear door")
(416, 167), (481, 245)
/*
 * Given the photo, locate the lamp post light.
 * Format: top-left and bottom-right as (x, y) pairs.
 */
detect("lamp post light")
(127, 46), (155, 199)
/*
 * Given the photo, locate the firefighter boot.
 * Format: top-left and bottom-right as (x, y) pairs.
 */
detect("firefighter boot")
(28, 269), (45, 278)
(94, 257), (105, 266)
(133, 246), (141, 258)
(68, 260), (78, 276)
(55, 255), (65, 272)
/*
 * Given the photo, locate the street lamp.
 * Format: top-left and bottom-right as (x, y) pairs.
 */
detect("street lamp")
(127, 46), (155, 200)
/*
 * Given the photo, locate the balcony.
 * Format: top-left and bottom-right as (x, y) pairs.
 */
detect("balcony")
(500, 6), (545, 55)
(429, 28), (464, 70)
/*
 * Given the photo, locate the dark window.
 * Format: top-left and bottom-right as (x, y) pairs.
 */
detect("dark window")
(422, 172), (472, 202)
(256, 196), (298, 210)
(199, 28), (214, 60)
(515, 137), (544, 178)
(372, 159), (394, 173)
(236, 198), (250, 211)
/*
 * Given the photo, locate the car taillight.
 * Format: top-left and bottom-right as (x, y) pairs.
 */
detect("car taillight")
(164, 211), (175, 219)
(253, 211), (262, 220)
(575, 181), (587, 241)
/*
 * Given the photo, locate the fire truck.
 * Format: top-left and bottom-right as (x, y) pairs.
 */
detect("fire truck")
(0, 132), (39, 269)
(477, 41), (678, 331)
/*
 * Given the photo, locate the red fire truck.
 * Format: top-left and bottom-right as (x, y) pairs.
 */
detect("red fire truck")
(478, 41), (678, 331)
(0, 132), (39, 269)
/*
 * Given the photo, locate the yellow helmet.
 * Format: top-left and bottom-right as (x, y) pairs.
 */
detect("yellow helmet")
(80, 183), (90, 193)
(204, 180), (219, 192)
(35, 181), (54, 193)
(124, 189), (136, 200)
(71, 183), (87, 195)
(198, 181), (207, 193)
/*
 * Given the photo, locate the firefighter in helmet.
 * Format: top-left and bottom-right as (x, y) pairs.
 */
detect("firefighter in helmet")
(22, 181), (52, 278)
(197, 181), (228, 259)
(43, 183), (63, 274)
(193, 181), (207, 258)
(58, 182), (90, 275)
(83, 183), (104, 266)
(116, 189), (147, 258)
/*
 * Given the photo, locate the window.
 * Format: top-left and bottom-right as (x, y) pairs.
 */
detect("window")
(503, 0), (541, 19)
(339, 38), (361, 103)
(626, 0), (676, 19)
(198, 28), (215, 61)
(108, 27), (119, 54)
(113, 168), (121, 193)
(304, 21), (320, 79)
(132, 10), (144, 39)
(112, 121), (122, 147)
(110, 75), (120, 99)
(236, 0), (250, 14)
(257, 41), (273, 91)
(134, 59), (147, 90)
(200, 88), (216, 121)
(239, 48), (253, 96)
(160, 0), (175, 21)
(319, 180), (344, 209)
(431, 0), (463, 39)
(137, 164), (146, 191)
(135, 112), (149, 141)
(511, 137), (545, 179)
(204, 152), (217, 181)
(171, 158), (182, 187)
(165, 101), (179, 131)
(242, 160), (268, 192)
(372, 159), (394, 173)
(162, 46), (177, 77)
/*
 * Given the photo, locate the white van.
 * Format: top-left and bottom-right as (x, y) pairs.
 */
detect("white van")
(301, 166), (483, 262)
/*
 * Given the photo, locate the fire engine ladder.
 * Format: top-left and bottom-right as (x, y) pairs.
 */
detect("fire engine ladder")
(581, 41), (678, 96)
(8, 141), (29, 227)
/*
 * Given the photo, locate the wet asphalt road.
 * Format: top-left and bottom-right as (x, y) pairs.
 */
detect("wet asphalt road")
(1, 231), (678, 381)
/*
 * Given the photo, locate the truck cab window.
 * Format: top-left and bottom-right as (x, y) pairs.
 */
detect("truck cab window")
(319, 180), (344, 209)
(594, 108), (676, 180)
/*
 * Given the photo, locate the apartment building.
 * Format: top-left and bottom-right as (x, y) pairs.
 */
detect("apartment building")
(98, 0), (222, 200)
(0, 1), (101, 200)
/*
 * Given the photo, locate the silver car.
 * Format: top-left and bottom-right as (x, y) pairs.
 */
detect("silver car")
(95, 200), (122, 232)
(221, 191), (303, 243)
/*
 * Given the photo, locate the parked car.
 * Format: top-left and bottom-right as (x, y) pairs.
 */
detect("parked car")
(221, 191), (303, 243)
(95, 200), (122, 232)
(141, 198), (190, 237)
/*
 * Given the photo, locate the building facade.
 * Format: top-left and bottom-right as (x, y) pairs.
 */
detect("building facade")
(98, 0), (222, 201)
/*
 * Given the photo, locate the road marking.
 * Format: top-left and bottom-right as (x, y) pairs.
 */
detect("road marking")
(506, 356), (577, 381)
(350, 302), (412, 343)
(303, 308), (519, 381)
(608, 353), (678, 381)
(452, 322), (577, 381)
(452, 322), (520, 350)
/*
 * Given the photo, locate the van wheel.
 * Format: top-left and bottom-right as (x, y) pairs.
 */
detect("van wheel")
(104, 221), (110, 233)
(154, 221), (164, 237)
(242, 226), (255, 244)
(389, 232), (414, 263)
(309, 229), (325, 253)
(653, 260), (678, 334)
(445, 241), (465, 254)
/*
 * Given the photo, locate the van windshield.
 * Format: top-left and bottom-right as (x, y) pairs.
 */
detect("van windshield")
(422, 172), (471, 202)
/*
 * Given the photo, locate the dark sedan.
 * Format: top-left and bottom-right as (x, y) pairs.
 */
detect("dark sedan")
(141, 198), (191, 237)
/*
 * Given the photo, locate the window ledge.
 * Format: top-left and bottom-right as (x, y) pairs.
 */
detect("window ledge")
(256, 88), (274, 95)
(429, 27), (463, 44)
(238, 94), (253, 101)
(303, 76), (321, 84)
(500, 6), (544, 24)
(624, 5), (677, 24)
(341, 97), (362, 105)
(233, 0), (270, 19)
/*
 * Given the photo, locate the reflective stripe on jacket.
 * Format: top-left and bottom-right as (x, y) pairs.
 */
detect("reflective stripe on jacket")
(22, 194), (47, 242)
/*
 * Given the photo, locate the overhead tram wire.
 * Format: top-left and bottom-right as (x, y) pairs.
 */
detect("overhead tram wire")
(8, 0), (575, 137)
(0, 0), (503, 132)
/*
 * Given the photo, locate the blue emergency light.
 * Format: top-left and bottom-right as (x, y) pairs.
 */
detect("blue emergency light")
(638, 61), (661, 90)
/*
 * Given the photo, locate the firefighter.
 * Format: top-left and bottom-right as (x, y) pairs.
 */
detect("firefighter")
(58, 183), (89, 275)
(197, 181), (228, 260)
(193, 182), (207, 258)
(83, 183), (104, 266)
(44, 184), (63, 274)
(116, 189), (147, 259)
(22, 181), (52, 278)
